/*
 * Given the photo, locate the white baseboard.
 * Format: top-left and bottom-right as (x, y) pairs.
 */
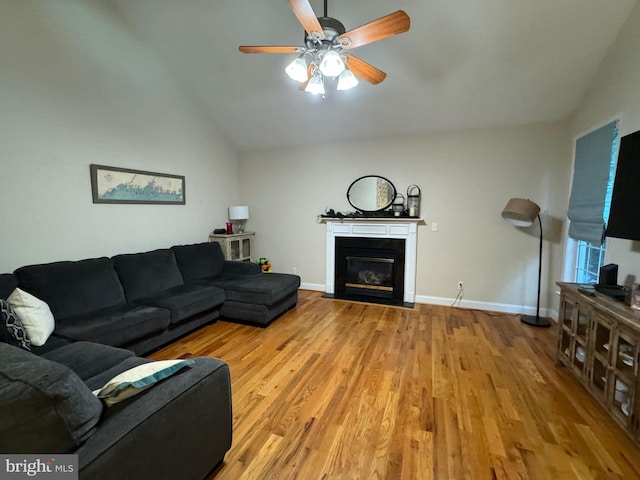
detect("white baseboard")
(414, 294), (558, 321)
(301, 282), (325, 292)
(299, 285), (558, 322)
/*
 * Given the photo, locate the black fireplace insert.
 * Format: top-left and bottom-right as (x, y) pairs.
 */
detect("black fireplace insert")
(334, 237), (405, 306)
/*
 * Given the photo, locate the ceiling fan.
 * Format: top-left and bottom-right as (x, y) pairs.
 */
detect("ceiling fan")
(239, 0), (410, 95)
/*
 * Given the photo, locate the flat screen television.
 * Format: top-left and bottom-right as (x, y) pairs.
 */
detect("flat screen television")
(606, 129), (640, 241)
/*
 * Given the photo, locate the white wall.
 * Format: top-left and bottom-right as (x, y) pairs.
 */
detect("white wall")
(570, 2), (640, 285)
(3, 0), (636, 317)
(239, 1), (640, 314)
(0, 0), (239, 272)
(239, 122), (571, 314)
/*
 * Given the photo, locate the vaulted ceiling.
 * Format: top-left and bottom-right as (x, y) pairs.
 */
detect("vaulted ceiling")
(106, 0), (637, 152)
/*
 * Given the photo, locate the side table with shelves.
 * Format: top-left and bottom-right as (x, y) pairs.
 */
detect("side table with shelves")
(209, 232), (255, 262)
(556, 282), (640, 444)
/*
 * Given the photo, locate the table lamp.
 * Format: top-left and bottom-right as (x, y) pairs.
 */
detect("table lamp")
(228, 206), (249, 233)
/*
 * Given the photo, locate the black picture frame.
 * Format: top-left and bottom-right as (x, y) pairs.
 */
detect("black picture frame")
(90, 164), (185, 205)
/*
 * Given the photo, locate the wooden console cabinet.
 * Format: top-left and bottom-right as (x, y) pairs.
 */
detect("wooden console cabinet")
(209, 232), (254, 262)
(556, 282), (640, 443)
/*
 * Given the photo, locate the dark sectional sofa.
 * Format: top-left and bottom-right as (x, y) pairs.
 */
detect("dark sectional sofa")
(3, 241), (300, 355)
(0, 241), (300, 479)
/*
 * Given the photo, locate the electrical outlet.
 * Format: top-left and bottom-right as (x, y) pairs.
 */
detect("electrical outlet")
(292, 267), (297, 274)
(457, 281), (464, 290)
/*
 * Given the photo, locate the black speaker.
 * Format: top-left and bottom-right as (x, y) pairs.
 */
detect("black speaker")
(598, 264), (618, 286)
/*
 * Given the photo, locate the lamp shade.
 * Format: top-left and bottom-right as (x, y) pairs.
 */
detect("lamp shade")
(337, 69), (358, 91)
(319, 50), (345, 77)
(285, 57), (308, 83)
(305, 74), (325, 95)
(501, 198), (540, 227)
(228, 205), (249, 221)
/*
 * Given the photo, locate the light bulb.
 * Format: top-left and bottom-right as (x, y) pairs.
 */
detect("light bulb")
(285, 57), (309, 83)
(337, 69), (359, 91)
(305, 74), (325, 95)
(319, 50), (345, 77)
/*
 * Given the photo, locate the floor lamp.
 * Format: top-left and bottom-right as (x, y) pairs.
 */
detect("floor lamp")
(501, 198), (551, 328)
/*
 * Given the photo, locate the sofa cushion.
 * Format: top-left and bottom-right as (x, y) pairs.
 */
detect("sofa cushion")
(171, 242), (225, 280)
(54, 304), (170, 348)
(14, 258), (126, 320)
(136, 284), (225, 325)
(7, 287), (55, 346)
(0, 343), (103, 454)
(30, 335), (72, 356)
(201, 272), (301, 306)
(113, 249), (184, 302)
(0, 299), (31, 350)
(0, 273), (18, 300)
(43, 341), (135, 382)
(223, 260), (261, 275)
(221, 291), (298, 326)
(93, 359), (195, 406)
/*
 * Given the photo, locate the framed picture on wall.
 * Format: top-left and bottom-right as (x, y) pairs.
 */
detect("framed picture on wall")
(90, 164), (186, 205)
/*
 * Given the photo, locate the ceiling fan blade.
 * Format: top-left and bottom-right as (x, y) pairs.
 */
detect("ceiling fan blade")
(344, 54), (386, 85)
(287, 0), (325, 39)
(338, 10), (410, 50)
(239, 46), (302, 54)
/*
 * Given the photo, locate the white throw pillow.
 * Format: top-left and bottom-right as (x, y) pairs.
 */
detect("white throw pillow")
(93, 359), (195, 406)
(7, 288), (55, 346)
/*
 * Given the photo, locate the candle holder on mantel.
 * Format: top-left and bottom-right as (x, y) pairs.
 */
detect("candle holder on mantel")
(407, 185), (421, 217)
(392, 193), (406, 216)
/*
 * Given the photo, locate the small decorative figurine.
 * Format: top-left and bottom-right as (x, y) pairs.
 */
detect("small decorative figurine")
(257, 257), (272, 273)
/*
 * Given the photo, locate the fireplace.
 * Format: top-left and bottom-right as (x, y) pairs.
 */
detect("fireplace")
(323, 219), (419, 306)
(335, 237), (405, 306)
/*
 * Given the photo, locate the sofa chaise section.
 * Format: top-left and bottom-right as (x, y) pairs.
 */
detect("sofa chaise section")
(42, 341), (233, 480)
(172, 242), (300, 326)
(13, 258), (170, 354)
(208, 273), (299, 325)
(0, 341), (232, 480)
(76, 355), (232, 480)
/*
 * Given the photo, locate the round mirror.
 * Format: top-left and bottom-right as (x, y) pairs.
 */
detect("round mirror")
(346, 175), (396, 212)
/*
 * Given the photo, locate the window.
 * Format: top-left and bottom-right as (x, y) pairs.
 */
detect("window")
(575, 240), (606, 283)
(566, 121), (619, 283)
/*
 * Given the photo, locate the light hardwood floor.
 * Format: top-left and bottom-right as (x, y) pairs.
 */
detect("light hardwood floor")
(151, 290), (640, 479)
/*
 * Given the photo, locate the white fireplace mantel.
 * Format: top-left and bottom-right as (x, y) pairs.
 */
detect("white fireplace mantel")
(321, 218), (421, 304)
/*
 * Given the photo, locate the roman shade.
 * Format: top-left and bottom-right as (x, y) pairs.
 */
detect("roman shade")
(567, 121), (618, 245)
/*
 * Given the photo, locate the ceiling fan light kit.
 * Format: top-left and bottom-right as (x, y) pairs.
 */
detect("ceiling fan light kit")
(239, 0), (410, 96)
(337, 69), (358, 91)
(319, 49), (345, 77)
(285, 56), (309, 83)
(305, 74), (326, 95)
